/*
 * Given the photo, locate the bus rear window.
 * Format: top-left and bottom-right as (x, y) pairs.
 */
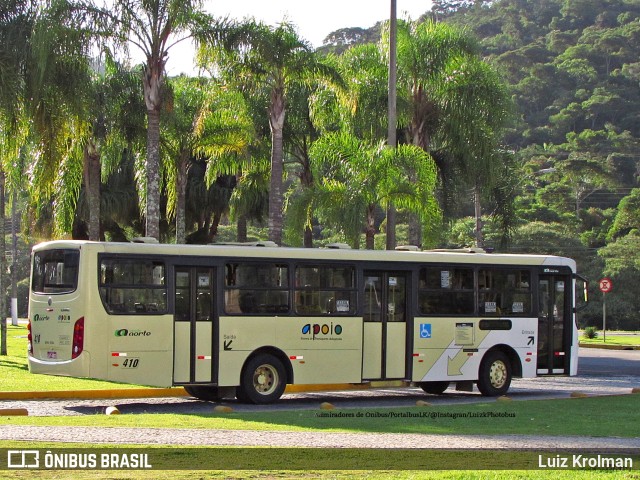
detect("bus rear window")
(32, 249), (80, 294)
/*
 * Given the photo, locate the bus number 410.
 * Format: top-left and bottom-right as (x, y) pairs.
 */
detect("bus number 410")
(122, 358), (139, 368)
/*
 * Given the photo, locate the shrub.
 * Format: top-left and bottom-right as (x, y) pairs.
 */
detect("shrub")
(583, 326), (599, 339)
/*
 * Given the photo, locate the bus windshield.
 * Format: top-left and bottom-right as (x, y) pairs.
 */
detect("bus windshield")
(31, 249), (80, 294)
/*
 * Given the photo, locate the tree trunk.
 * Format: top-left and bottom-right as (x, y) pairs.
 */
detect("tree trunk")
(474, 184), (484, 249)
(268, 86), (286, 246)
(303, 226), (313, 248)
(175, 149), (189, 244)
(236, 214), (248, 243)
(83, 138), (101, 241)
(208, 211), (222, 243)
(11, 190), (18, 326)
(145, 108), (161, 241)
(365, 205), (376, 250)
(408, 88), (435, 247)
(143, 57), (165, 242)
(0, 172), (6, 355)
(300, 154), (314, 248)
(385, 205), (396, 250)
(408, 213), (422, 247)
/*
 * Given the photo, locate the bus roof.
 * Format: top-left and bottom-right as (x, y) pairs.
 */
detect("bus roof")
(32, 240), (577, 270)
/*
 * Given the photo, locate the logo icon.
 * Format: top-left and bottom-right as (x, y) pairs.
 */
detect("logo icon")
(114, 329), (151, 337)
(301, 323), (342, 339)
(420, 323), (432, 339)
(8, 450), (40, 469)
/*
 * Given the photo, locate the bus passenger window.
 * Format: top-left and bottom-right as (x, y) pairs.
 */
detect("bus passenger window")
(224, 263), (289, 315)
(418, 267), (474, 315)
(294, 265), (356, 316)
(478, 269), (532, 316)
(99, 258), (167, 314)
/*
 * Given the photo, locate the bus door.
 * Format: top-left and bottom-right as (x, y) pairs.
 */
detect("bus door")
(537, 274), (571, 374)
(362, 271), (408, 380)
(173, 267), (216, 384)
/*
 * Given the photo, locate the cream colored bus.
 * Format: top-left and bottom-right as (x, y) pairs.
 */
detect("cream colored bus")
(27, 240), (584, 404)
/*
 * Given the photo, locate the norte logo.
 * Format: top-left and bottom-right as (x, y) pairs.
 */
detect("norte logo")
(32, 314), (50, 322)
(301, 323), (342, 340)
(114, 329), (151, 337)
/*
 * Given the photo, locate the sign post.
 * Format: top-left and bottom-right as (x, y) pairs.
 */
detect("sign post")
(599, 278), (613, 342)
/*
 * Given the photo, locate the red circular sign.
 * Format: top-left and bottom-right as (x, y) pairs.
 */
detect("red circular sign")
(599, 278), (613, 293)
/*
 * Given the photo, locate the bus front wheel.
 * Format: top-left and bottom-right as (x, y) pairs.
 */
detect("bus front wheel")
(477, 351), (512, 396)
(419, 381), (450, 395)
(237, 353), (287, 404)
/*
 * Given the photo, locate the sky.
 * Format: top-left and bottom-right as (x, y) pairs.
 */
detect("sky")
(164, 0), (434, 75)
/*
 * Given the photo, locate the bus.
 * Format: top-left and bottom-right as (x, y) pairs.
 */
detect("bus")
(27, 240), (586, 404)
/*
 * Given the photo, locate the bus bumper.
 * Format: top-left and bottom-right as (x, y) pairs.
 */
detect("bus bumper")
(28, 351), (91, 378)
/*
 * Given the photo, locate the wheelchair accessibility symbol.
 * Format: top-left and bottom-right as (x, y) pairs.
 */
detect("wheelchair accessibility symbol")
(420, 323), (432, 339)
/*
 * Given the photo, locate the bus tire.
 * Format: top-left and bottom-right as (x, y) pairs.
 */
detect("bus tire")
(477, 351), (511, 396)
(184, 386), (222, 401)
(419, 381), (450, 395)
(237, 353), (287, 404)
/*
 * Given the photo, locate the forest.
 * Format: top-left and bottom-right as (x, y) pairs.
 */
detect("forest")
(1, 0), (639, 330)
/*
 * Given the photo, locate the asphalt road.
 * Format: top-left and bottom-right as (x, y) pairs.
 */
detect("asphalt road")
(4, 347), (639, 416)
(578, 347), (640, 377)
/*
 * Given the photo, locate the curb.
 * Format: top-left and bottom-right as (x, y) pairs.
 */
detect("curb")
(0, 388), (188, 401)
(0, 382), (392, 401)
(579, 343), (640, 350)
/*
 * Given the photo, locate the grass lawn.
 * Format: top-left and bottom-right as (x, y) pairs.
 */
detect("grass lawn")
(1, 460), (634, 480)
(2, 394), (640, 438)
(580, 332), (640, 347)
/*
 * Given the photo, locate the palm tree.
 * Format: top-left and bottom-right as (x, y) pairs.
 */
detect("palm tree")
(300, 44), (387, 247)
(0, 0), (37, 354)
(72, 55), (147, 240)
(394, 19), (511, 246)
(312, 44), (389, 142)
(435, 56), (512, 247)
(200, 20), (339, 245)
(309, 132), (440, 249)
(229, 155), (270, 243)
(108, 0), (226, 240)
(17, 0), (95, 239)
(162, 75), (252, 243)
(395, 20), (479, 151)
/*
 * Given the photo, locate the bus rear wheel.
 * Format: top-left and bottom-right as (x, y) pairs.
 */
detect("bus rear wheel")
(419, 381), (450, 395)
(237, 353), (287, 404)
(184, 386), (223, 402)
(477, 351), (511, 396)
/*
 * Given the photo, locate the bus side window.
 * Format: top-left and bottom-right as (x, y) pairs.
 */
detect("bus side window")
(224, 263), (289, 315)
(294, 265), (356, 316)
(478, 269), (531, 316)
(418, 267), (474, 315)
(239, 291), (257, 313)
(224, 290), (241, 314)
(99, 259), (167, 314)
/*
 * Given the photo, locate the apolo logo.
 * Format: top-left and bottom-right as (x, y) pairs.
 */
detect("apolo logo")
(115, 329), (151, 337)
(301, 323), (342, 340)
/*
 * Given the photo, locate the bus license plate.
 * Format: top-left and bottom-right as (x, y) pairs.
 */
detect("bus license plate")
(47, 351), (57, 359)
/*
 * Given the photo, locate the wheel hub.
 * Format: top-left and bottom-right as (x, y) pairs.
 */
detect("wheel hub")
(490, 360), (507, 388)
(254, 365), (276, 393)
